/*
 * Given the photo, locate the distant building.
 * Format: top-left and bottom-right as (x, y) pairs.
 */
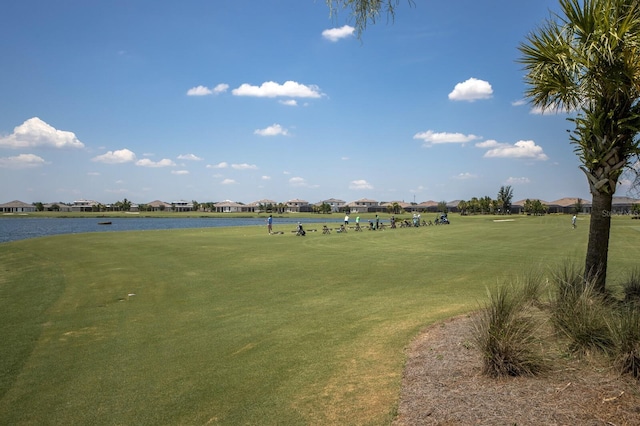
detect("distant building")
(0, 200), (36, 213)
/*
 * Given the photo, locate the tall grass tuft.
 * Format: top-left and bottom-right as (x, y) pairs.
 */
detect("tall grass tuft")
(610, 305), (640, 378)
(474, 280), (546, 377)
(550, 262), (614, 354)
(622, 267), (640, 305)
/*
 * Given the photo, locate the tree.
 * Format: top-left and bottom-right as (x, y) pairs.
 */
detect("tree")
(325, 0), (413, 38)
(519, 0), (640, 292)
(457, 200), (468, 215)
(33, 202), (44, 212)
(437, 200), (448, 214)
(574, 197), (584, 214)
(497, 185), (513, 215)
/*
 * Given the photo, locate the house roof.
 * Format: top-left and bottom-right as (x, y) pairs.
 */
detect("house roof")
(549, 197), (591, 207)
(0, 200), (33, 208)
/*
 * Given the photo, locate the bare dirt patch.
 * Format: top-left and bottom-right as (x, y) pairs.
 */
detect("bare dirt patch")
(394, 314), (640, 425)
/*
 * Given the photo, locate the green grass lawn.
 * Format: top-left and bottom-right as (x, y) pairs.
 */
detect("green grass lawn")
(0, 214), (637, 425)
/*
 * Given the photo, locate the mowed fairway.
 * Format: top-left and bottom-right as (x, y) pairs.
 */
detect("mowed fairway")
(1, 215), (638, 425)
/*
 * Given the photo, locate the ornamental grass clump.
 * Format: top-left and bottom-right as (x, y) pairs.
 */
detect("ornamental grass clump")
(474, 281), (547, 377)
(622, 267), (640, 305)
(610, 305), (640, 378)
(550, 263), (614, 355)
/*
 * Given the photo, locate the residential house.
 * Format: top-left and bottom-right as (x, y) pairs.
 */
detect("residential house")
(0, 200), (36, 213)
(147, 200), (172, 211)
(71, 199), (98, 212)
(286, 199), (312, 213)
(248, 199), (279, 213)
(317, 198), (346, 213)
(214, 200), (250, 213)
(171, 200), (194, 212)
(416, 200), (439, 213)
(346, 198), (379, 213)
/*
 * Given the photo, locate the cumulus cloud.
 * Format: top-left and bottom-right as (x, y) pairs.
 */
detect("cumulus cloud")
(448, 78), (493, 102)
(231, 163), (258, 170)
(511, 99), (527, 107)
(413, 130), (480, 147)
(186, 83), (229, 96)
(480, 140), (549, 160)
(349, 179), (373, 190)
(232, 80), (323, 98)
(0, 117), (85, 149)
(213, 83), (229, 94)
(171, 170), (189, 175)
(279, 99), (298, 106)
(454, 172), (477, 180)
(135, 158), (176, 167)
(0, 153), (48, 169)
(177, 153), (202, 161)
(506, 177), (531, 184)
(207, 162), (228, 169)
(254, 124), (289, 136)
(221, 178), (236, 184)
(187, 85), (213, 96)
(322, 25), (355, 42)
(289, 177), (308, 187)
(92, 148), (136, 164)
(261, 175), (271, 180)
(474, 139), (501, 148)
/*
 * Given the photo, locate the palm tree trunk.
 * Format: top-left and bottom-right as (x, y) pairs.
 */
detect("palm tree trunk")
(584, 190), (613, 292)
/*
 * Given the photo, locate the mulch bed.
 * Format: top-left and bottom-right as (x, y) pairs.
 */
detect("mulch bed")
(393, 314), (640, 425)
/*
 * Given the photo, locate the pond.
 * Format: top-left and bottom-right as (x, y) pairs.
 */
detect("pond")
(0, 216), (341, 244)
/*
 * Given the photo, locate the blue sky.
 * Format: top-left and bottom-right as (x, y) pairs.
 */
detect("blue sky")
(1, 0), (624, 205)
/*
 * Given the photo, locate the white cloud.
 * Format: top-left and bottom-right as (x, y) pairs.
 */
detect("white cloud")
(232, 80), (323, 98)
(213, 83), (229, 94)
(322, 25), (355, 42)
(474, 139), (500, 148)
(87, 172), (100, 176)
(482, 140), (548, 160)
(0, 117), (85, 149)
(207, 162), (228, 169)
(279, 99), (298, 106)
(177, 153), (202, 161)
(506, 177), (531, 184)
(289, 177), (308, 187)
(136, 158), (176, 167)
(171, 170), (189, 175)
(0, 153), (48, 169)
(254, 124), (289, 136)
(261, 175), (271, 180)
(186, 83), (229, 96)
(413, 130), (480, 147)
(186, 85), (213, 96)
(92, 148), (136, 164)
(349, 179), (373, 190)
(221, 178), (236, 184)
(231, 163), (258, 170)
(511, 99), (527, 107)
(448, 78), (493, 102)
(454, 172), (477, 180)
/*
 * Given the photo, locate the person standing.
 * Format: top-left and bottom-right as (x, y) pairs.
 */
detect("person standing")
(344, 213), (349, 227)
(572, 214), (577, 229)
(267, 215), (273, 234)
(375, 214), (379, 230)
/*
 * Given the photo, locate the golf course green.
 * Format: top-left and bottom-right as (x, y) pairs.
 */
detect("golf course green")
(0, 214), (637, 425)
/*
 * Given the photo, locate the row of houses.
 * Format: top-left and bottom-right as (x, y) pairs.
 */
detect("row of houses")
(1, 196), (639, 215)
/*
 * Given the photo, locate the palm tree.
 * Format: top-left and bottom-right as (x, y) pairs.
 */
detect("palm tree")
(519, 0), (640, 292)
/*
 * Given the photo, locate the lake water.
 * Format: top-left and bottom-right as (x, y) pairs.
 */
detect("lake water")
(0, 217), (341, 244)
